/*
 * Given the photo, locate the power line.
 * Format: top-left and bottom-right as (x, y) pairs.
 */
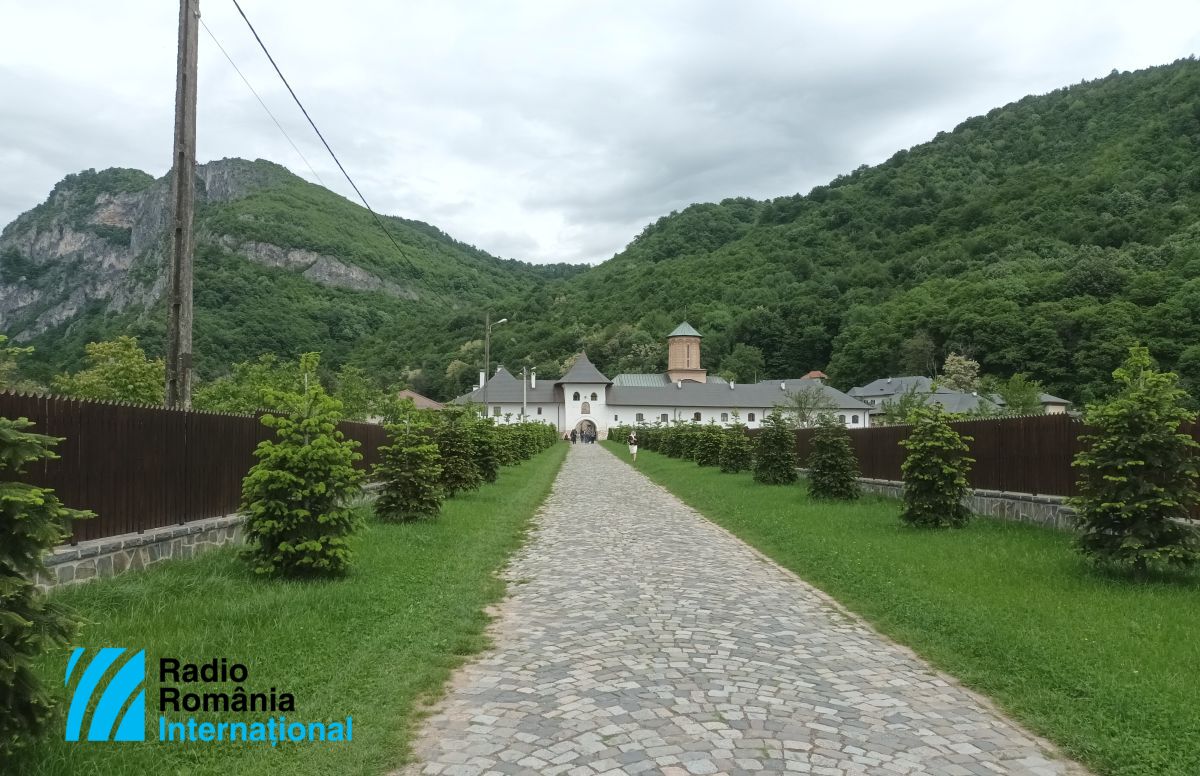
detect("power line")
(200, 17), (327, 187)
(227, 0), (415, 270)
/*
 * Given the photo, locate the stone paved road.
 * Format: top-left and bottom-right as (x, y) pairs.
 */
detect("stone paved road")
(402, 444), (1089, 776)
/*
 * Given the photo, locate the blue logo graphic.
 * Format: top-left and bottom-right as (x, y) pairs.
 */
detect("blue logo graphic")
(64, 648), (146, 742)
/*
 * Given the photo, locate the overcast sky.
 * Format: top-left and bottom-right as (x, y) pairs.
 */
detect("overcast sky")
(2, 1), (1198, 264)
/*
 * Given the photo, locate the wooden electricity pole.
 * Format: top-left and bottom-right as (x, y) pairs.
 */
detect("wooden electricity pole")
(166, 0), (199, 408)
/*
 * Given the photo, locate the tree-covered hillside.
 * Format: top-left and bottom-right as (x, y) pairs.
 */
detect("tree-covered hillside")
(475, 58), (1200, 406)
(4, 59), (1200, 404)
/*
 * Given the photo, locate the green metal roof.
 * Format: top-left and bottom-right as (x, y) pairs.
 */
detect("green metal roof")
(668, 322), (702, 338)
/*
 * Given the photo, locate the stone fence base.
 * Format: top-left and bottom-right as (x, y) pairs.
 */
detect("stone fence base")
(36, 515), (244, 592)
(853, 477), (1077, 531)
(36, 483), (382, 592)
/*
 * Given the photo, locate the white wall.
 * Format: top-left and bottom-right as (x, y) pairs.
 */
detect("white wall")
(562, 382), (610, 437)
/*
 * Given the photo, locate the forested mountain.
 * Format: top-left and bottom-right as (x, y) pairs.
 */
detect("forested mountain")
(3, 58), (1200, 404)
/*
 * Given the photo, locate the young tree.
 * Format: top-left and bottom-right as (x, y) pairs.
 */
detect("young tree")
(807, 415), (861, 501)
(940, 353), (981, 393)
(719, 343), (766, 383)
(240, 354), (364, 577)
(193, 354), (300, 413)
(899, 405), (974, 528)
(777, 384), (834, 429)
(1, 418), (91, 757)
(753, 410), (799, 485)
(1071, 347), (1200, 572)
(332, 364), (385, 421)
(52, 336), (165, 404)
(375, 420), (444, 522)
(719, 416), (754, 473)
(991, 373), (1045, 416)
(0, 334), (36, 392)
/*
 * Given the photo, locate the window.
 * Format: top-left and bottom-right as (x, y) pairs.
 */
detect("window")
(852, 414), (860, 424)
(536, 407), (542, 415)
(614, 414), (619, 421)
(720, 412), (729, 422)
(748, 412), (756, 422)
(686, 343), (692, 367)
(636, 412), (644, 422)
(839, 414), (846, 423)
(493, 406), (501, 417)
(572, 391), (580, 401)
(590, 392), (598, 401)
(581, 401), (591, 414)
(693, 412), (702, 422)
(660, 413), (669, 423)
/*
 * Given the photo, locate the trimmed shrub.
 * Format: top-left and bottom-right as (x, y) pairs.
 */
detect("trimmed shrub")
(471, 417), (500, 484)
(375, 421), (444, 522)
(434, 407), (481, 497)
(899, 405), (973, 528)
(753, 410), (798, 485)
(807, 415), (861, 501)
(241, 355), (364, 577)
(695, 423), (724, 467)
(1071, 346), (1200, 572)
(719, 422), (754, 473)
(0, 418), (91, 758)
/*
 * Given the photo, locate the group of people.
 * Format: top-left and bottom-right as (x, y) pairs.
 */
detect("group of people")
(567, 428), (598, 444)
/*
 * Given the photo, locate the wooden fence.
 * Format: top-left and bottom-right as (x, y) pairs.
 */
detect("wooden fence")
(1, 392), (387, 544)
(793, 413), (1200, 511)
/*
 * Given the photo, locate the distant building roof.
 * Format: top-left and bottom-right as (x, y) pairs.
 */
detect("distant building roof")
(668, 322), (703, 338)
(453, 366), (558, 405)
(849, 376), (934, 397)
(1039, 393), (1070, 405)
(608, 378), (869, 411)
(802, 370), (828, 380)
(922, 390), (1001, 415)
(613, 373), (728, 387)
(395, 389), (443, 410)
(556, 352), (611, 385)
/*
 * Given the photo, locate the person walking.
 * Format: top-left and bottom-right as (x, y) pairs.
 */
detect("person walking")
(570, 429), (578, 445)
(628, 430), (638, 461)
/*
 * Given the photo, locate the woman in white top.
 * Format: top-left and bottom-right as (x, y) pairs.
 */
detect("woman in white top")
(627, 431), (638, 461)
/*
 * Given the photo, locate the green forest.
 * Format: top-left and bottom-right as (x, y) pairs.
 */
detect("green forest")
(4, 58), (1200, 405)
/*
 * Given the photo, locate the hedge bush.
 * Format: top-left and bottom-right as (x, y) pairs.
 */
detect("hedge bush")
(753, 410), (798, 485)
(806, 415), (861, 501)
(375, 420), (444, 522)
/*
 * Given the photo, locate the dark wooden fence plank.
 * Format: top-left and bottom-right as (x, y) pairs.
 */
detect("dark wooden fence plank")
(1, 392), (386, 544)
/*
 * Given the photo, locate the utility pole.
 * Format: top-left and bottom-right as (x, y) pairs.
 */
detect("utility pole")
(166, 0), (199, 408)
(482, 313), (507, 418)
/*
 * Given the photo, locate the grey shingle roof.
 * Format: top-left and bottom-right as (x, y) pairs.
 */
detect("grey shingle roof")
(608, 378), (869, 410)
(668, 322), (703, 338)
(556, 353), (611, 385)
(453, 366), (558, 404)
(613, 373), (728, 387)
(849, 376), (934, 397)
(1039, 392), (1070, 405)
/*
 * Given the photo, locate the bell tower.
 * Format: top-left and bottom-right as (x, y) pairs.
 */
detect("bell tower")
(666, 322), (707, 383)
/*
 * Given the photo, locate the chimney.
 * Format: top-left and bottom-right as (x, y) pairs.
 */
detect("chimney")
(780, 382), (786, 391)
(676, 380), (682, 389)
(479, 370), (486, 390)
(531, 369), (537, 389)
(729, 381), (735, 389)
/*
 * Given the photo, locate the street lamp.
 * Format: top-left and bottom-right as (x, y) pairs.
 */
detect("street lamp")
(483, 313), (507, 417)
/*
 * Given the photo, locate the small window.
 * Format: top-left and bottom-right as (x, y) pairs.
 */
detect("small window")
(536, 406), (542, 415)
(581, 401), (591, 414)
(660, 413), (669, 423)
(839, 414), (846, 423)
(748, 412), (756, 422)
(636, 412), (644, 422)
(693, 412), (702, 422)
(493, 406), (501, 417)
(852, 414), (860, 424)
(572, 391), (580, 401)
(590, 392), (598, 401)
(720, 412), (729, 422)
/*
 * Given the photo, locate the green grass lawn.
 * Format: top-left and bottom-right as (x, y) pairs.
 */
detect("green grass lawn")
(19, 443), (567, 776)
(604, 442), (1200, 776)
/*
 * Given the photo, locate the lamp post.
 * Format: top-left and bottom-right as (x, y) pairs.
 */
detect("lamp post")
(521, 366), (528, 420)
(483, 313), (507, 417)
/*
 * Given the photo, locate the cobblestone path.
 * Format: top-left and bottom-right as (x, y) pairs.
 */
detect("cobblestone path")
(403, 444), (1088, 776)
